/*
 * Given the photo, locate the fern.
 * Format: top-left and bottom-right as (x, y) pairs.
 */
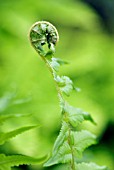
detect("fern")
(0, 125), (40, 145)
(0, 154), (47, 170)
(0, 108), (46, 169)
(29, 21), (108, 170)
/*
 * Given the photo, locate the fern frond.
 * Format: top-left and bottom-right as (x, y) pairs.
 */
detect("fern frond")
(29, 21), (108, 170)
(0, 125), (40, 145)
(0, 154), (47, 170)
(75, 162), (108, 170)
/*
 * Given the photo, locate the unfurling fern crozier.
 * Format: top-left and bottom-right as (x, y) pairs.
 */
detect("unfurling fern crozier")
(29, 21), (108, 170)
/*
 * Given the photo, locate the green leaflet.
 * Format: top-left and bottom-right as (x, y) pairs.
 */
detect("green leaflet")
(44, 154), (72, 167)
(0, 154), (47, 170)
(71, 130), (97, 158)
(0, 125), (40, 145)
(44, 121), (70, 167)
(52, 121), (69, 155)
(44, 141), (71, 167)
(52, 138), (70, 156)
(63, 102), (96, 127)
(55, 58), (68, 65)
(75, 162), (108, 170)
(55, 75), (73, 96)
(50, 57), (68, 72)
(50, 58), (60, 72)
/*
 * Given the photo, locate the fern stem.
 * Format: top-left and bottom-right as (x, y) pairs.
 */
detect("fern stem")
(68, 127), (75, 170)
(32, 41), (76, 170)
(41, 54), (64, 102)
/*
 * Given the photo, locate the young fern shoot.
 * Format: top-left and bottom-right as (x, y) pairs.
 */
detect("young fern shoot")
(29, 21), (108, 170)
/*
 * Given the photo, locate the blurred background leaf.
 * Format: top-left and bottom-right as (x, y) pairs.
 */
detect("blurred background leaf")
(0, 0), (114, 169)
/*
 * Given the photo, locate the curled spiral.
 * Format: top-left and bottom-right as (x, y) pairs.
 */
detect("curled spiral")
(29, 21), (59, 56)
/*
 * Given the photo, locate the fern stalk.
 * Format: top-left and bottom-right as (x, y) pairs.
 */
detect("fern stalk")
(68, 129), (75, 170)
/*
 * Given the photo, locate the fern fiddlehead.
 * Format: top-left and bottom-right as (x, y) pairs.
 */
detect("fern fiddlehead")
(29, 21), (63, 99)
(29, 21), (108, 170)
(29, 21), (59, 56)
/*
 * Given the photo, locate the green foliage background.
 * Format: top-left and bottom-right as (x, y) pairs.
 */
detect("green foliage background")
(0, 0), (114, 169)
